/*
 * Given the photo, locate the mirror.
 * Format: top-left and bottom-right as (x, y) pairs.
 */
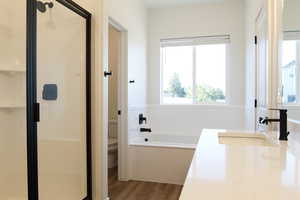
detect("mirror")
(280, 0), (300, 121)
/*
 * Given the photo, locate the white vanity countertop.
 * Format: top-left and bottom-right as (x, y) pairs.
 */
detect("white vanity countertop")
(179, 129), (300, 200)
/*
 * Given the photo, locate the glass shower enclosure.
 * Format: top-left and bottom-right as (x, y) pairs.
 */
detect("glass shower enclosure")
(0, 0), (92, 199)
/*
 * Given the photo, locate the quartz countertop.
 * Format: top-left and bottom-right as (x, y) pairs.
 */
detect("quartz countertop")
(179, 129), (300, 200)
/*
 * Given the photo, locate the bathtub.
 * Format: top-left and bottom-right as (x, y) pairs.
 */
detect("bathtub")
(128, 134), (199, 185)
(130, 134), (198, 148)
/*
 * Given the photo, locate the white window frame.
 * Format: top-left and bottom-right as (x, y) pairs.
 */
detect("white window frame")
(281, 31), (300, 105)
(160, 35), (230, 105)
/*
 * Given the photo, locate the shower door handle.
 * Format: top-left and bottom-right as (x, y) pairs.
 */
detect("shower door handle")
(34, 103), (40, 122)
(104, 71), (112, 77)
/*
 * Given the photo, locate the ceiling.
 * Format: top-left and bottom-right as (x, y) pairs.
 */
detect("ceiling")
(144, 0), (225, 8)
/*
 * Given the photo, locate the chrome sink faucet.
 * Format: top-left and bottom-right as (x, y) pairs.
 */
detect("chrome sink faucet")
(259, 109), (290, 141)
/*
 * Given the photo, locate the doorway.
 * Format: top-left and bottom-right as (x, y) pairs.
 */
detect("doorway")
(106, 19), (128, 199)
(107, 24), (121, 176)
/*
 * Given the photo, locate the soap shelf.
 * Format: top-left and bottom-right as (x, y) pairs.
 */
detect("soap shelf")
(0, 105), (26, 109)
(0, 67), (26, 74)
(0, 105), (26, 113)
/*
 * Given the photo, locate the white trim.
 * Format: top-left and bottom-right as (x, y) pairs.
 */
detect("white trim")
(254, 2), (276, 131)
(161, 102), (230, 106)
(254, 7), (262, 131)
(128, 177), (184, 186)
(102, 6), (109, 199)
(255, 0), (282, 130)
(297, 41), (300, 103)
(283, 31), (300, 40)
(102, 16), (129, 200)
(192, 46), (196, 104)
(160, 35), (231, 47)
(277, 0), (284, 105)
(159, 47), (164, 105)
(146, 104), (244, 110)
(281, 40), (300, 105)
(281, 105), (300, 110)
(269, 0), (280, 111)
(225, 43), (231, 105)
(275, 0), (300, 121)
(108, 17), (129, 183)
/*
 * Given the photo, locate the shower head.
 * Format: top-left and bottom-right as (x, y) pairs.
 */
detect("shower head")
(37, 1), (54, 13)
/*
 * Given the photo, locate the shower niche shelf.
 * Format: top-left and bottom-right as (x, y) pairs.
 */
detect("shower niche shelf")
(0, 105), (25, 110)
(0, 67), (26, 74)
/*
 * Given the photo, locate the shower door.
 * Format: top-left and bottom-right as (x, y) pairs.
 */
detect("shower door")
(34, 0), (91, 199)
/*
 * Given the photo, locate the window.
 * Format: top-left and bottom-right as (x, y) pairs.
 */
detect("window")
(161, 35), (229, 104)
(282, 31), (300, 104)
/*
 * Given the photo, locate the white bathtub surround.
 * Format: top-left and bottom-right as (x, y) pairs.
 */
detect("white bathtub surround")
(146, 105), (245, 136)
(180, 129), (300, 200)
(130, 134), (199, 148)
(128, 105), (148, 138)
(128, 134), (198, 185)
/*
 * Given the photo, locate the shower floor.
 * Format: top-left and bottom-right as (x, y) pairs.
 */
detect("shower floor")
(1, 173), (86, 200)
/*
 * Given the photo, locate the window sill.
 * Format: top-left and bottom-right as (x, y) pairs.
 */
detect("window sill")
(160, 103), (229, 106)
(150, 104), (244, 110)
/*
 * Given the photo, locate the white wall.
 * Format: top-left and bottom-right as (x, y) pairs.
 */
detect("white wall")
(0, 2), (27, 199)
(283, 0), (300, 31)
(106, 0), (148, 107)
(146, 0), (246, 134)
(244, 0), (265, 130)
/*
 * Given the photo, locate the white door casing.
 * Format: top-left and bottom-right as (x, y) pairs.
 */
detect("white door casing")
(255, 6), (269, 131)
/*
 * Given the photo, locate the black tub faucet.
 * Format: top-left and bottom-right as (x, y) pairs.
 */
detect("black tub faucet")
(259, 109), (289, 141)
(140, 128), (152, 133)
(139, 114), (147, 125)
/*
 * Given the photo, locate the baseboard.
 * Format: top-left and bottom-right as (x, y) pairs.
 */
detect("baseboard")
(129, 177), (183, 186)
(119, 177), (129, 181)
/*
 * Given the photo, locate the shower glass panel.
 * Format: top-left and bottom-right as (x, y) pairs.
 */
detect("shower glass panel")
(37, 1), (87, 199)
(0, 0), (28, 199)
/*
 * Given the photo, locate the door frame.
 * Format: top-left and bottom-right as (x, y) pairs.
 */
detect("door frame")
(254, 6), (268, 131)
(102, 16), (129, 199)
(26, 0), (92, 199)
(108, 17), (129, 182)
(254, 0), (279, 131)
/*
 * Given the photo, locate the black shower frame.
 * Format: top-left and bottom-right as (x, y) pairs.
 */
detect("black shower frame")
(27, 0), (92, 199)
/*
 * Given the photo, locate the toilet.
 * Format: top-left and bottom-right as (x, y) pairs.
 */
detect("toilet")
(108, 137), (118, 168)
